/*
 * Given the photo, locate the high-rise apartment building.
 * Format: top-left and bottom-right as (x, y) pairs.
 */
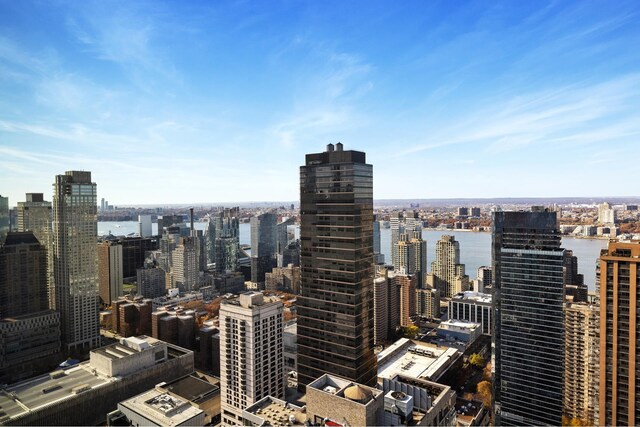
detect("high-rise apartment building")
(98, 240), (123, 306)
(390, 213), (403, 268)
(396, 274), (417, 327)
(373, 273), (400, 345)
(599, 240), (640, 426)
(492, 210), (565, 426)
(395, 231), (427, 287)
(471, 207), (481, 218)
(276, 217), (295, 268)
(564, 301), (599, 425)
(170, 236), (199, 292)
(138, 214), (152, 238)
(16, 193), (52, 244)
(250, 212), (277, 285)
(430, 235), (469, 298)
(416, 287), (440, 320)
(52, 171), (101, 353)
(597, 202), (616, 225)
(476, 266), (492, 292)
(297, 143), (377, 388)
(373, 215), (384, 264)
(220, 292), (284, 425)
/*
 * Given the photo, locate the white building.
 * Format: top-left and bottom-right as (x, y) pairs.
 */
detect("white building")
(436, 319), (481, 344)
(448, 291), (492, 335)
(52, 171), (101, 352)
(138, 215), (153, 238)
(220, 291), (284, 426)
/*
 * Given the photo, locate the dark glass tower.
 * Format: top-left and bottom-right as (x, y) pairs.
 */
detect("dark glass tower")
(492, 210), (564, 426)
(250, 212), (277, 284)
(297, 143), (376, 389)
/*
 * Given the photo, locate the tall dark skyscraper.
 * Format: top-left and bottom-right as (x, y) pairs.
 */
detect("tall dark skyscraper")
(492, 210), (565, 426)
(250, 211), (277, 284)
(297, 143), (377, 389)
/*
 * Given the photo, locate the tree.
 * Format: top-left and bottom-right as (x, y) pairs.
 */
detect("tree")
(469, 353), (485, 368)
(402, 325), (420, 339)
(476, 380), (492, 408)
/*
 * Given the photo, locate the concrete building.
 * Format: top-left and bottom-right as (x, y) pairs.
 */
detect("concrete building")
(395, 231), (427, 287)
(137, 260), (167, 299)
(16, 193), (51, 247)
(448, 292), (492, 335)
(52, 170), (101, 353)
(219, 292), (284, 425)
(98, 240), (124, 306)
(455, 398), (490, 426)
(598, 240), (640, 426)
(170, 237), (199, 292)
(112, 296), (153, 337)
(416, 287), (440, 320)
(377, 338), (462, 384)
(297, 144), (377, 388)
(475, 266), (491, 292)
(493, 210), (565, 426)
(381, 374), (457, 426)
(0, 232), (60, 382)
(457, 207), (469, 218)
(396, 274), (417, 327)
(470, 207), (481, 218)
(264, 264), (301, 293)
(151, 306), (197, 349)
(0, 336), (194, 426)
(564, 301), (598, 425)
(373, 274), (401, 345)
(214, 271), (246, 294)
(138, 214), (152, 238)
(431, 235), (469, 298)
(597, 202), (616, 225)
(283, 321), (297, 372)
(116, 386), (205, 426)
(436, 319), (481, 344)
(242, 395), (306, 427)
(306, 374), (384, 427)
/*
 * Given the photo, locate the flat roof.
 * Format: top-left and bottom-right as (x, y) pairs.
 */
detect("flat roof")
(451, 291), (491, 304)
(439, 319), (481, 331)
(244, 396), (306, 426)
(377, 339), (460, 382)
(119, 388), (202, 427)
(0, 364), (110, 421)
(160, 375), (219, 404)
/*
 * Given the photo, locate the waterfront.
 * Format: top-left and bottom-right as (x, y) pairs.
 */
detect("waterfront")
(98, 221), (607, 290)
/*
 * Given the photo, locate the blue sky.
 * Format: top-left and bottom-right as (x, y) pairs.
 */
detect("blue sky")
(1, 0), (639, 205)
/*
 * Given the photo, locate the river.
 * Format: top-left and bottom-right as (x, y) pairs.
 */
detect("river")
(98, 221), (607, 290)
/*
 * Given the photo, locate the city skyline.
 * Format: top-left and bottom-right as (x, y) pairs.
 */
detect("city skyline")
(1, 1), (639, 204)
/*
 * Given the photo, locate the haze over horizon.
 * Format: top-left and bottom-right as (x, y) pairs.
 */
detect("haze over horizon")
(2, 1), (639, 205)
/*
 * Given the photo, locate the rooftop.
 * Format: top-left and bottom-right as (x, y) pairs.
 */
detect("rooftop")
(0, 364), (110, 422)
(159, 374), (219, 404)
(438, 319), (481, 331)
(119, 388), (203, 427)
(243, 396), (306, 426)
(377, 338), (461, 382)
(451, 291), (492, 304)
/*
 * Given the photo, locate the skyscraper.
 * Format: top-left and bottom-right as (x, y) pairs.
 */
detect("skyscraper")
(214, 207), (240, 273)
(220, 291), (284, 426)
(297, 143), (377, 388)
(430, 235), (469, 298)
(250, 212), (277, 285)
(52, 171), (101, 353)
(598, 240), (640, 426)
(492, 210), (565, 426)
(98, 240), (123, 306)
(564, 301), (599, 425)
(394, 231), (427, 287)
(373, 215), (384, 264)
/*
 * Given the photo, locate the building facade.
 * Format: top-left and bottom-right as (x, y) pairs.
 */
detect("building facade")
(416, 287), (440, 320)
(564, 301), (598, 424)
(52, 171), (101, 353)
(250, 212), (277, 285)
(431, 235), (469, 298)
(492, 210), (565, 426)
(98, 240), (124, 306)
(214, 208), (240, 273)
(297, 143), (377, 388)
(395, 231), (427, 287)
(219, 292), (284, 426)
(0, 195), (8, 242)
(448, 291), (492, 335)
(598, 240), (640, 426)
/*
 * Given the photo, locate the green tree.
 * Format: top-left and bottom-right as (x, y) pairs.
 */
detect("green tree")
(402, 325), (420, 339)
(469, 353), (485, 368)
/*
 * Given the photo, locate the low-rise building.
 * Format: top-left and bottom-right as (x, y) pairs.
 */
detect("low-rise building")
(448, 292), (492, 335)
(242, 396), (306, 427)
(455, 397), (490, 426)
(377, 338), (462, 383)
(306, 374), (384, 427)
(436, 320), (481, 345)
(0, 336), (194, 426)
